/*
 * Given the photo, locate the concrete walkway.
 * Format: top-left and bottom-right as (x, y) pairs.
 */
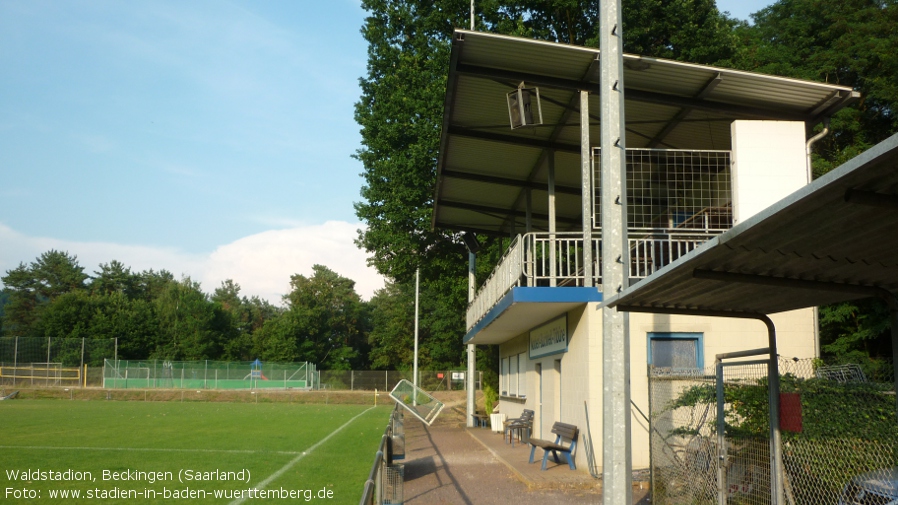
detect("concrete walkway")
(399, 408), (650, 504)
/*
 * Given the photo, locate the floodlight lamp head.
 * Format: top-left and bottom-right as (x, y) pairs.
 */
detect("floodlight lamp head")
(462, 232), (481, 254)
(507, 85), (543, 130)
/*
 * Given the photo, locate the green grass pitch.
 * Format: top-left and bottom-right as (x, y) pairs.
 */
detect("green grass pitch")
(1, 400), (393, 504)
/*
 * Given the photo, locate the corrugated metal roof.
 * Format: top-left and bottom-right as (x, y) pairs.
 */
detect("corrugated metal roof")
(605, 133), (898, 315)
(434, 30), (860, 236)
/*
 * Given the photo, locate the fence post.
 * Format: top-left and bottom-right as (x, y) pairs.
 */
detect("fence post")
(13, 336), (18, 387)
(80, 338), (85, 387)
(351, 370), (355, 391)
(385, 370), (388, 391)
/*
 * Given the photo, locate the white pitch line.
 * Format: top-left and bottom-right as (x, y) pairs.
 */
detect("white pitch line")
(229, 406), (377, 505)
(0, 445), (302, 455)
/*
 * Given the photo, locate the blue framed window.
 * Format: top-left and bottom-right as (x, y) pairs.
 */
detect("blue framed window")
(647, 332), (704, 370)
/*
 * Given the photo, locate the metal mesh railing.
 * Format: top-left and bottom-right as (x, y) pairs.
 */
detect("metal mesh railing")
(594, 148), (732, 232)
(649, 358), (897, 505)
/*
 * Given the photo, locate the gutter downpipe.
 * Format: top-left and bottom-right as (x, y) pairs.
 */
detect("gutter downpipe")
(805, 118), (830, 182)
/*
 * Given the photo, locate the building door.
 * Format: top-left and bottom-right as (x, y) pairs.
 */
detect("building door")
(535, 363), (543, 438)
(554, 359), (562, 422)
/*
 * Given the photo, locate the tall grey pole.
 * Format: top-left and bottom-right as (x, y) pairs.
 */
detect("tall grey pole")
(600, 0), (632, 503)
(467, 251), (477, 427)
(414, 268), (420, 403)
(470, 0), (474, 30)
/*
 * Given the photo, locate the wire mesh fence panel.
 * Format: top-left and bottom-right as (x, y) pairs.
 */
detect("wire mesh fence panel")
(720, 361), (772, 505)
(777, 359), (897, 505)
(649, 358), (897, 505)
(648, 369), (719, 504)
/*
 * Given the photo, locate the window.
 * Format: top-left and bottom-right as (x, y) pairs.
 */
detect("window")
(501, 357), (509, 395)
(647, 332), (703, 370)
(499, 352), (527, 398)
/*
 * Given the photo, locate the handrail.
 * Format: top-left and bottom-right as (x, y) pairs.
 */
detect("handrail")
(358, 404), (400, 505)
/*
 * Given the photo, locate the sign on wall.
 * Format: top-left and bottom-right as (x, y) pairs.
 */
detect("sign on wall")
(529, 315), (568, 359)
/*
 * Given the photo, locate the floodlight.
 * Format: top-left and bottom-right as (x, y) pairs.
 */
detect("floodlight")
(462, 232), (481, 254)
(507, 86), (543, 129)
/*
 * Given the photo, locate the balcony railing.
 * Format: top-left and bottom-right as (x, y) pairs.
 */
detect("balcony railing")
(466, 231), (720, 331)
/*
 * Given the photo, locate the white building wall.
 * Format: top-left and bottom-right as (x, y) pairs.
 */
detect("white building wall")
(731, 120), (809, 225)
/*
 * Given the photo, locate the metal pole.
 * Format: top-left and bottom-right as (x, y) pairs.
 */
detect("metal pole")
(13, 336), (17, 386)
(80, 338), (85, 389)
(470, 0), (474, 30)
(600, 0), (632, 501)
(761, 316), (785, 505)
(467, 251), (477, 428)
(580, 107), (593, 287)
(548, 151), (557, 287)
(716, 360), (727, 505)
(414, 268), (420, 405)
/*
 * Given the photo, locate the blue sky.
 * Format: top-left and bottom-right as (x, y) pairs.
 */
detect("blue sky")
(0, 0), (773, 303)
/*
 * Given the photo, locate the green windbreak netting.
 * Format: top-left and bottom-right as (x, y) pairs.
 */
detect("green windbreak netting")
(389, 379), (444, 425)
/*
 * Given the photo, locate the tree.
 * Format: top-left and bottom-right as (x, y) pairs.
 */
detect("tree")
(212, 280), (282, 361)
(91, 260), (140, 298)
(150, 277), (224, 360)
(725, 0), (898, 170)
(282, 265), (371, 370)
(367, 281), (415, 369)
(0, 250), (89, 337)
(481, 0), (738, 63)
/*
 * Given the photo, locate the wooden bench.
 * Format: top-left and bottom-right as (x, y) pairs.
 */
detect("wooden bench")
(471, 412), (489, 427)
(528, 422), (579, 470)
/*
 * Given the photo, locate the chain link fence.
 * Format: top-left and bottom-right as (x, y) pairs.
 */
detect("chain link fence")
(104, 359), (318, 390)
(649, 357), (897, 505)
(320, 370), (481, 392)
(0, 337), (116, 387)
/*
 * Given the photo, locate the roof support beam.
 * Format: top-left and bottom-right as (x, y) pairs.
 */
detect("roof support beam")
(456, 63), (810, 121)
(844, 189), (898, 210)
(647, 73), (722, 148)
(448, 125), (581, 154)
(437, 199), (580, 225)
(441, 169), (581, 195)
(692, 269), (890, 297)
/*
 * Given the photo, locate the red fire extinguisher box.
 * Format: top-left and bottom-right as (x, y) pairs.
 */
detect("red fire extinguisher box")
(780, 392), (803, 433)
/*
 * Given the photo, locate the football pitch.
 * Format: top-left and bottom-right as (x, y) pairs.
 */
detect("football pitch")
(1, 400), (392, 504)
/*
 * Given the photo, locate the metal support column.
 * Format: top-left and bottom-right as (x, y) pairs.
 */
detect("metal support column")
(467, 251), (477, 428)
(548, 151), (557, 287)
(600, 0), (632, 502)
(579, 105), (593, 287)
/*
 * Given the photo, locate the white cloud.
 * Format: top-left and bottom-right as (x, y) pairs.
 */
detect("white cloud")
(0, 221), (384, 303)
(203, 221), (384, 302)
